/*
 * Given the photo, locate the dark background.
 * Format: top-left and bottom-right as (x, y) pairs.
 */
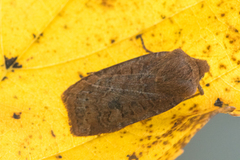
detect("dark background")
(177, 114), (240, 160)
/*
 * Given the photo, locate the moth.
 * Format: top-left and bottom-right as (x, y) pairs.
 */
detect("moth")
(62, 35), (210, 136)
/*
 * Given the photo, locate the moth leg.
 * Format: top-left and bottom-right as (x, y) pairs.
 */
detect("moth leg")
(198, 84), (204, 95)
(183, 93), (201, 101)
(183, 84), (205, 101)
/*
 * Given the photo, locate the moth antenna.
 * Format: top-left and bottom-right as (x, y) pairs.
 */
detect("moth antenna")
(183, 93), (201, 101)
(136, 34), (155, 54)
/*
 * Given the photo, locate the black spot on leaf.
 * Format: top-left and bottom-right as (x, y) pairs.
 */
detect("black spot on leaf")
(214, 98), (223, 107)
(4, 56), (17, 69)
(127, 152), (138, 160)
(13, 112), (22, 119)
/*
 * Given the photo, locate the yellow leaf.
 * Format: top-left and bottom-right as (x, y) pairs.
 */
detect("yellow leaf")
(0, 0), (239, 160)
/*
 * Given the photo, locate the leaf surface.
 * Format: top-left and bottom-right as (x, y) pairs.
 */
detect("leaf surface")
(0, 0), (239, 160)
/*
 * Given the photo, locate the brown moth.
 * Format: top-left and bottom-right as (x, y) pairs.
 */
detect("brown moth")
(62, 35), (210, 136)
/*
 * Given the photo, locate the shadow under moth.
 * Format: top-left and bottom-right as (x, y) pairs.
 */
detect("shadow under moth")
(62, 35), (210, 136)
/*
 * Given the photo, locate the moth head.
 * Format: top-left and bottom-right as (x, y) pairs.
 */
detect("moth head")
(195, 59), (210, 80)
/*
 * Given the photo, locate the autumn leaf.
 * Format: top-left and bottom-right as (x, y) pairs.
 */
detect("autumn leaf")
(0, 0), (239, 160)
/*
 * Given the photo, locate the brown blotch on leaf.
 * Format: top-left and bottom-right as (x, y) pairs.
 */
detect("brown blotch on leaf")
(205, 83), (210, 87)
(127, 152), (139, 160)
(56, 155), (62, 159)
(163, 141), (169, 145)
(101, 0), (114, 8)
(178, 29), (182, 35)
(171, 118), (184, 130)
(189, 104), (198, 111)
(177, 134), (191, 149)
(26, 56), (34, 62)
(193, 109), (199, 114)
(36, 33), (44, 42)
(221, 13), (225, 17)
(189, 116), (198, 124)
(172, 114), (176, 119)
(162, 130), (173, 138)
(214, 98), (223, 107)
(235, 77), (240, 83)
(231, 57), (236, 61)
(177, 122), (191, 132)
(225, 88), (230, 92)
(147, 124), (153, 128)
(147, 145), (151, 148)
(207, 45), (211, 50)
(110, 39), (115, 44)
(146, 136), (152, 140)
(13, 112), (21, 119)
(161, 15), (166, 19)
(237, 60), (240, 65)
(219, 64), (227, 69)
(51, 130), (56, 137)
(198, 114), (210, 124)
(180, 142), (188, 149)
(152, 141), (158, 145)
(1, 76), (7, 81)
